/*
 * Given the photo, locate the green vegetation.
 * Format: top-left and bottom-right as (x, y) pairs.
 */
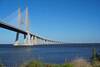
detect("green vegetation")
(92, 48), (97, 61)
(62, 63), (73, 67)
(20, 60), (74, 67)
(92, 48), (100, 67)
(0, 64), (3, 67)
(92, 60), (100, 67)
(20, 58), (100, 67)
(0, 58), (100, 67)
(21, 60), (45, 67)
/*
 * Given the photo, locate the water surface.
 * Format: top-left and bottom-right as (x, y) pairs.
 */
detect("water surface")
(0, 44), (100, 67)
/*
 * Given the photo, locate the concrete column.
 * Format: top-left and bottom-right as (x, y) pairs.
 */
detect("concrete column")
(44, 40), (46, 44)
(14, 32), (19, 45)
(27, 32), (31, 45)
(24, 34), (26, 39)
(34, 36), (37, 45)
(31, 36), (34, 45)
(15, 32), (19, 41)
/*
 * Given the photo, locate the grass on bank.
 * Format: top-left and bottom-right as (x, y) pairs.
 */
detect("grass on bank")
(20, 60), (73, 67)
(0, 64), (3, 67)
(20, 58), (100, 67)
(0, 58), (100, 67)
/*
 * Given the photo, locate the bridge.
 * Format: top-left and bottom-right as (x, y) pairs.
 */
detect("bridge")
(0, 21), (62, 45)
(0, 0), (63, 46)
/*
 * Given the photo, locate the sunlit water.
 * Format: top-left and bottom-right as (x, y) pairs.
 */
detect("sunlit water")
(0, 44), (100, 67)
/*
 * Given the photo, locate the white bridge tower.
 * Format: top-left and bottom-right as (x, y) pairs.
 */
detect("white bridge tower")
(25, 0), (31, 45)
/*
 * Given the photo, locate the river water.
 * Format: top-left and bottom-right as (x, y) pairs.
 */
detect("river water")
(0, 44), (100, 67)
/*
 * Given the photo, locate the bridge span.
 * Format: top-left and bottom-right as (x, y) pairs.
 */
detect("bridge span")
(0, 0), (63, 45)
(0, 21), (62, 45)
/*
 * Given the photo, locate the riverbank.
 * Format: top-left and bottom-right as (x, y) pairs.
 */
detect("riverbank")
(0, 58), (100, 67)
(20, 58), (100, 67)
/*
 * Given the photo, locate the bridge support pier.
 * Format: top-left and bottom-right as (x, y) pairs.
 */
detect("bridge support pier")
(24, 34), (26, 39)
(15, 32), (19, 41)
(31, 36), (33, 45)
(25, 32), (31, 45)
(34, 36), (37, 45)
(14, 32), (19, 45)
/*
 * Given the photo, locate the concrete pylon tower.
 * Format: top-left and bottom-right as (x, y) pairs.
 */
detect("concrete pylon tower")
(25, 1), (29, 32)
(25, 0), (31, 45)
(14, 0), (22, 45)
(18, 0), (22, 29)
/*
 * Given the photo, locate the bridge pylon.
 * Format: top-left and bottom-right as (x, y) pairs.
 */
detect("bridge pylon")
(14, 0), (22, 45)
(13, 0), (63, 46)
(25, 0), (32, 45)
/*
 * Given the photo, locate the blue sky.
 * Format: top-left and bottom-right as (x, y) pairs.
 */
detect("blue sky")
(0, 0), (100, 43)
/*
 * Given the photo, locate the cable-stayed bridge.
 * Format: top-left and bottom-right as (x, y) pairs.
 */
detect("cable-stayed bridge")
(0, 0), (63, 46)
(0, 21), (62, 46)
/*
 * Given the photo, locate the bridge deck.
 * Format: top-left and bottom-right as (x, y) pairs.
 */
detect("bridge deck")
(0, 21), (27, 35)
(0, 21), (53, 41)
